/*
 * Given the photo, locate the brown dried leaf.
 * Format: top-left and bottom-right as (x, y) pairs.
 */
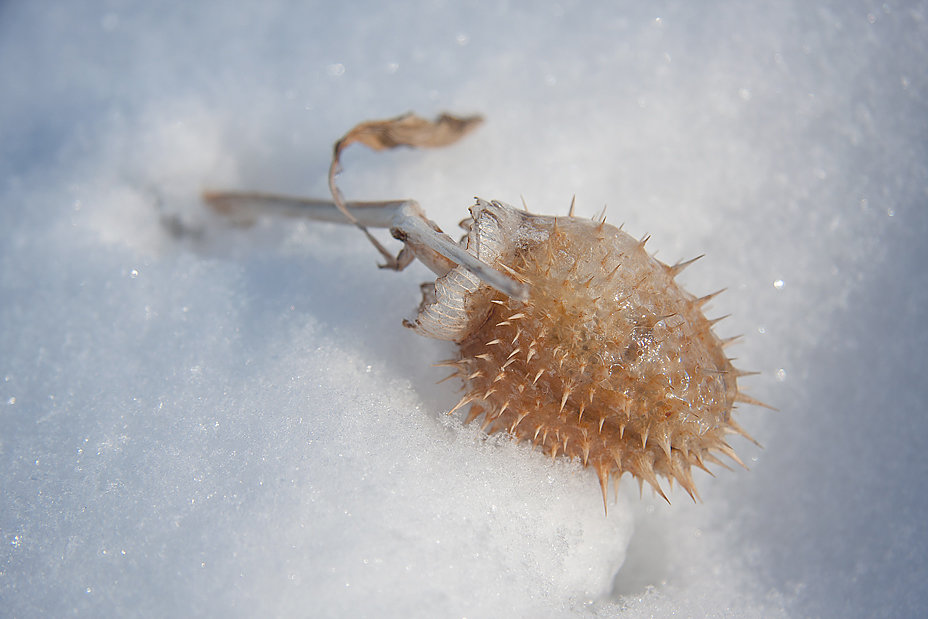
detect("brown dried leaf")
(333, 112), (484, 159)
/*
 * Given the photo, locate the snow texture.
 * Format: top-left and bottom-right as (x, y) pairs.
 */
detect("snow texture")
(2, 1), (927, 617)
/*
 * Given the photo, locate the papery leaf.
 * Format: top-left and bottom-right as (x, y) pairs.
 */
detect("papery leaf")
(333, 112), (484, 159)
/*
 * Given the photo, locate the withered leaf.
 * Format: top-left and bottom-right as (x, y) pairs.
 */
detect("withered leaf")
(332, 112), (484, 159)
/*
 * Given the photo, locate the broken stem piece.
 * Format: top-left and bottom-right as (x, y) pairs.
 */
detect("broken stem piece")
(203, 191), (406, 228)
(203, 191), (528, 300)
(389, 205), (529, 301)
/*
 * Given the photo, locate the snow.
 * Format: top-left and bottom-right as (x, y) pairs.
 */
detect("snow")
(2, 1), (927, 617)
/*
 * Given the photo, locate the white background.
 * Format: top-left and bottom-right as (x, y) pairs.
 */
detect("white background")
(1, 1), (926, 617)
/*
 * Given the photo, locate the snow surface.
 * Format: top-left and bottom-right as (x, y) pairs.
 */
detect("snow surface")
(2, 1), (927, 617)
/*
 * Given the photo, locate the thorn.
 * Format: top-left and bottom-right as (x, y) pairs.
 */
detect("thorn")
(464, 405), (484, 425)
(497, 262), (524, 280)
(657, 432), (672, 460)
(638, 457), (669, 504)
(692, 452), (715, 475)
(595, 204), (608, 223)
(597, 465), (610, 515)
(735, 391), (776, 410)
(559, 389), (570, 414)
(532, 368), (544, 385)
(507, 312), (526, 321)
(568, 195), (576, 217)
(716, 442), (748, 469)
(605, 260), (623, 280)
(525, 349), (536, 364)
(436, 371), (459, 384)
(686, 484), (701, 503)
(598, 417), (606, 433)
(709, 314), (731, 326)
(507, 347), (521, 360)
(637, 234), (651, 250)
(721, 335), (743, 348)
(703, 452), (733, 471)
(726, 418), (763, 447)
(520, 195), (530, 212)
(684, 483), (700, 503)
(675, 460), (700, 502)
(580, 433), (591, 465)
(667, 254), (704, 277)
(484, 339), (502, 346)
(448, 395), (476, 415)
(510, 410), (530, 432)
(610, 446), (623, 471)
(696, 288), (727, 308)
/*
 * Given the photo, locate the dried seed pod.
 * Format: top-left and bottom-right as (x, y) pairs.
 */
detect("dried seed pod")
(425, 199), (758, 505)
(204, 112), (762, 510)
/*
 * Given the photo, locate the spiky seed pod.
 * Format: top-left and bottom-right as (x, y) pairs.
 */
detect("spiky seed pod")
(204, 113), (761, 511)
(409, 199), (754, 507)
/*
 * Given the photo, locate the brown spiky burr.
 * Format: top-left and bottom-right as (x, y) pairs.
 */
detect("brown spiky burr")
(414, 200), (757, 509)
(203, 112), (762, 511)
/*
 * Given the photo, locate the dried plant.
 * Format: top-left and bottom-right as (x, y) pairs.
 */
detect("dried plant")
(204, 112), (764, 511)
